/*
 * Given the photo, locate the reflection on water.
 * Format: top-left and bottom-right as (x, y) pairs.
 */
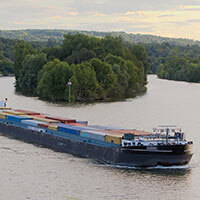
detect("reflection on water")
(0, 75), (200, 200)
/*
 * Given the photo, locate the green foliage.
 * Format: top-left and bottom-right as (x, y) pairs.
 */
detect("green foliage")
(78, 63), (99, 100)
(14, 33), (148, 102)
(62, 34), (98, 64)
(0, 37), (16, 61)
(145, 42), (200, 75)
(158, 56), (200, 82)
(43, 46), (63, 61)
(17, 53), (47, 94)
(14, 40), (36, 90)
(37, 59), (74, 101)
(0, 59), (13, 75)
(1, 29), (200, 47)
(89, 58), (117, 97)
(129, 44), (149, 74)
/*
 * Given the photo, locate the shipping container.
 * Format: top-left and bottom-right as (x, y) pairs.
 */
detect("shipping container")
(38, 123), (49, 128)
(31, 116), (58, 123)
(20, 114), (33, 119)
(21, 119), (46, 127)
(3, 110), (27, 115)
(0, 113), (6, 119)
(88, 125), (124, 130)
(31, 114), (47, 119)
(105, 134), (122, 145)
(57, 124), (80, 135)
(14, 109), (41, 115)
(56, 123), (84, 131)
(6, 115), (32, 123)
(76, 121), (88, 125)
(80, 130), (106, 141)
(46, 116), (76, 123)
(0, 107), (11, 110)
(69, 123), (86, 127)
(48, 124), (58, 131)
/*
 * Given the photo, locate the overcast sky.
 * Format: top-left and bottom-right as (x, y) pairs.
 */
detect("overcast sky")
(1, 0), (200, 40)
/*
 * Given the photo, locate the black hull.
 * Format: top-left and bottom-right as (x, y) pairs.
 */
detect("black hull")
(0, 122), (193, 167)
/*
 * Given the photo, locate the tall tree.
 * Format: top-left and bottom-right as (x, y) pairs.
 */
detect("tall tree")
(14, 40), (35, 90)
(18, 53), (47, 94)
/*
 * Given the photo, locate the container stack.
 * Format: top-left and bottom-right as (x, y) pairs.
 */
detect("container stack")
(0, 108), (151, 146)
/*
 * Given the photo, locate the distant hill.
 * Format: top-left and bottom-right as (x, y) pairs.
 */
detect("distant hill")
(0, 29), (200, 46)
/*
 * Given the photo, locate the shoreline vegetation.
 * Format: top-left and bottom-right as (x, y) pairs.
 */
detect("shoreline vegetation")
(13, 33), (149, 102)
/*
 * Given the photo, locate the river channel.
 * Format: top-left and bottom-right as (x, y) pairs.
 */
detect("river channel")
(0, 75), (199, 200)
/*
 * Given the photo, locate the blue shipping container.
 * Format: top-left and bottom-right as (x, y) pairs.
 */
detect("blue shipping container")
(76, 121), (88, 125)
(88, 125), (124, 130)
(57, 124), (80, 135)
(6, 115), (32, 123)
(80, 130), (106, 141)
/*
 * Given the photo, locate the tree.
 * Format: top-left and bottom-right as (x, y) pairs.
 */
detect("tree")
(130, 44), (149, 74)
(17, 53), (47, 94)
(75, 63), (99, 101)
(14, 40), (35, 90)
(0, 59), (13, 75)
(89, 58), (117, 97)
(37, 59), (74, 101)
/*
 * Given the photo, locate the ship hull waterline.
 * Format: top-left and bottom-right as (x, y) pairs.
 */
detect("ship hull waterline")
(0, 123), (193, 167)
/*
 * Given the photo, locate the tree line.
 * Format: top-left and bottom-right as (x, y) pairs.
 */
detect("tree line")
(1, 29), (200, 46)
(0, 37), (15, 75)
(158, 57), (200, 82)
(14, 34), (149, 102)
(145, 42), (200, 82)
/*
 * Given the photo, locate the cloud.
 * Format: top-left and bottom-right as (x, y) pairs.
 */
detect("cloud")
(181, 5), (200, 10)
(1, 0), (200, 40)
(87, 11), (106, 17)
(159, 14), (175, 18)
(67, 0), (200, 14)
(186, 19), (200, 23)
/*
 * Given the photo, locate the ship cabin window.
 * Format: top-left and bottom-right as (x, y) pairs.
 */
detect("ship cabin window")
(111, 140), (114, 143)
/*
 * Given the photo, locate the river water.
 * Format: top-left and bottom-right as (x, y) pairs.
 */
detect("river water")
(0, 75), (199, 200)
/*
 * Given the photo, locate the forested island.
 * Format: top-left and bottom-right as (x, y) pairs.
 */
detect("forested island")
(13, 34), (148, 102)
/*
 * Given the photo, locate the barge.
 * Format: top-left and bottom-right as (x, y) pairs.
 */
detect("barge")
(0, 103), (193, 167)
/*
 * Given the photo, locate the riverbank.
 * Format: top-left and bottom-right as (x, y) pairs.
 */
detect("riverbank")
(0, 74), (14, 77)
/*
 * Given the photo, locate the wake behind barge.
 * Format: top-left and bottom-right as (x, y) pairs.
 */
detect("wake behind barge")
(0, 106), (193, 167)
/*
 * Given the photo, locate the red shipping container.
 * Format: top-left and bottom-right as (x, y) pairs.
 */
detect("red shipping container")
(15, 109), (41, 115)
(32, 114), (47, 119)
(38, 123), (49, 128)
(69, 123), (86, 127)
(46, 116), (76, 123)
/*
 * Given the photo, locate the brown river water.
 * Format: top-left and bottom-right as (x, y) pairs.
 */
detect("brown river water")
(0, 75), (199, 200)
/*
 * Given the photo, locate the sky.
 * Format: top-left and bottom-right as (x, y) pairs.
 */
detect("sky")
(1, 0), (200, 40)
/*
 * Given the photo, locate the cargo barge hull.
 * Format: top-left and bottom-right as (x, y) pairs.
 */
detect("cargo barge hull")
(0, 122), (192, 167)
